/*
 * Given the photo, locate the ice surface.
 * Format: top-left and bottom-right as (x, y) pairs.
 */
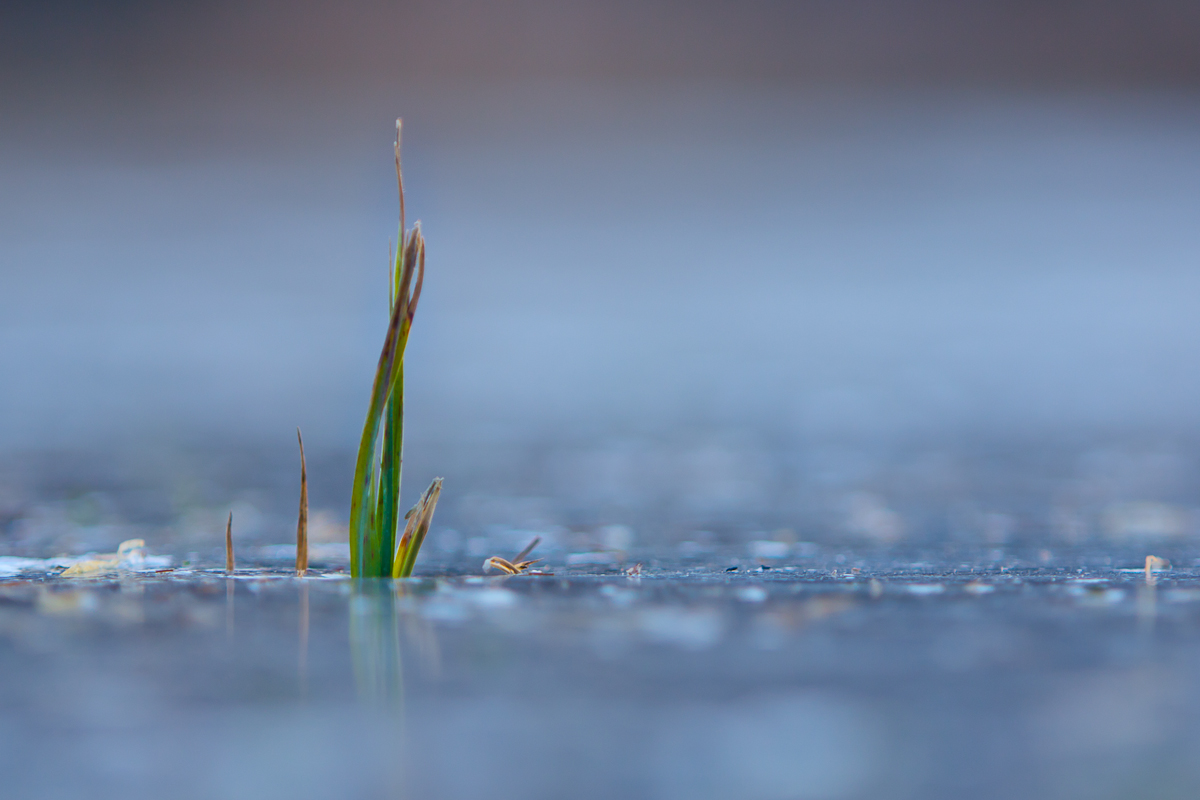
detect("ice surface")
(1, 547), (1199, 799)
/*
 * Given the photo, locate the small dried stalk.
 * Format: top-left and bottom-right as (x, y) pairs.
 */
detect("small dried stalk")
(225, 512), (235, 574)
(483, 536), (542, 575)
(296, 428), (309, 576)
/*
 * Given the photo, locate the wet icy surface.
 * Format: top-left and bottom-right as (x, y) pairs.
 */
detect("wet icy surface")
(3, 548), (1200, 800)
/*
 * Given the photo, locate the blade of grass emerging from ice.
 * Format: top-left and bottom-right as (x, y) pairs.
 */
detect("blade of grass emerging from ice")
(393, 477), (443, 578)
(349, 120), (426, 577)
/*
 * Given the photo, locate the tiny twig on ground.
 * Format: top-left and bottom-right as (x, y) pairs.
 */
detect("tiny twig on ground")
(484, 536), (542, 575)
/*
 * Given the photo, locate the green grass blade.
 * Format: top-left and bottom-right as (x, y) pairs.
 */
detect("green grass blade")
(348, 296), (409, 576)
(372, 364), (403, 574)
(350, 119), (433, 579)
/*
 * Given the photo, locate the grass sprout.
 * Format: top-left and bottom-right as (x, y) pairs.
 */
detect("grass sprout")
(349, 119), (442, 578)
(393, 477), (443, 578)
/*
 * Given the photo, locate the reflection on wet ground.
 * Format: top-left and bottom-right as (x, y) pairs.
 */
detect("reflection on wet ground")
(3, 549), (1200, 799)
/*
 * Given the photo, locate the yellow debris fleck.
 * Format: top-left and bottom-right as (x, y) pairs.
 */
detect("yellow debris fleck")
(59, 558), (118, 578)
(1145, 555), (1170, 586)
(59, 539), (148, 578)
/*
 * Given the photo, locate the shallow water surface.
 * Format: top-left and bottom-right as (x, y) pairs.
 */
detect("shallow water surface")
(3, 549), (1200, 799)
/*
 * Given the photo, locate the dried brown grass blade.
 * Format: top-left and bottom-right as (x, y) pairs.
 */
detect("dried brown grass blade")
(225, 512), (234, 574)
(296, 428), (309, 576)
(513, 536), (541, 564)
(484, 557), (520, 575)
(483, 556), (539, 575)
(395, 119), (406, 241)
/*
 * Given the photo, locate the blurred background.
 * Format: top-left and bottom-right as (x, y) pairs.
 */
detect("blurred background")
(3, 0), (1200, 558)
